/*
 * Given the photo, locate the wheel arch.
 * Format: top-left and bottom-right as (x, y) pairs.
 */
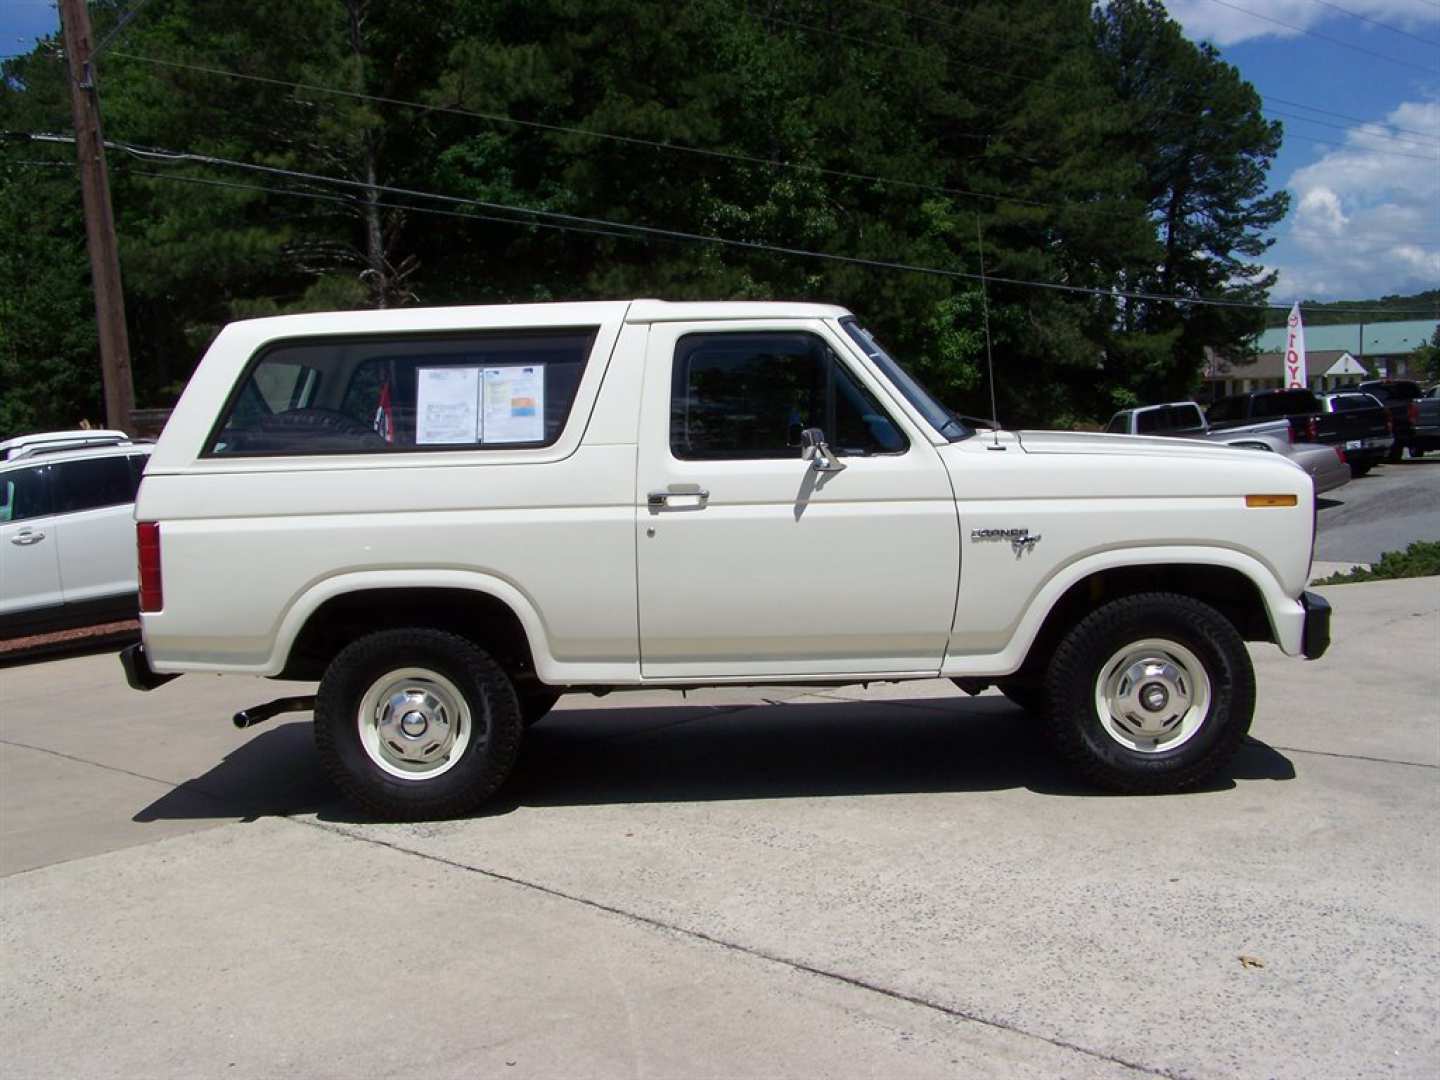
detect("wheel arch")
(1019, 562), (1273, 677)
(944, 546), (1302, 678)
(273, 571), (550, 685)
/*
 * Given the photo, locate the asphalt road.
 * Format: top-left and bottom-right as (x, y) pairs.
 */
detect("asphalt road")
(2, 578), (1437, 1079)
(1316, 454), (1440, 563)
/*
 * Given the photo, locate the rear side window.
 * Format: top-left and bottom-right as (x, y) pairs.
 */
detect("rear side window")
(1362, 382), (1419, 401)
(0, 464), (52, 523)
(1252, 389), (1320, 417)
(1105, 413), (1128, 433)
(208, 329), (597, 456)
(1136, 405), (1203, 433)
(51, 456), (141, 514)
(670, 331), (907, 460)
(1328, 394), (1374, 412)
(1207, 397), (1240, 422)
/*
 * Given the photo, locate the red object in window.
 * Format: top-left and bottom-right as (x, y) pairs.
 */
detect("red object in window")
(137, 522), (163, 613)
(373, 381), (394, 443)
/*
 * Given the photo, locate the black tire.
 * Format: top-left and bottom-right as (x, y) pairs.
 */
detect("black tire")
(1408, 446), (1425, 459)
(1044, 593), (1254, 794)
(313, 628), (523, 820)
(995, 678), (1049, 717)
(1350, 463), (1372, 478)
(520, 689), (561, 727)
(1388, 441), (1404, 463)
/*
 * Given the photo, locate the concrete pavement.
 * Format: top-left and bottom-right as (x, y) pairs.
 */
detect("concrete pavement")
(1, 577), (1437, 1078)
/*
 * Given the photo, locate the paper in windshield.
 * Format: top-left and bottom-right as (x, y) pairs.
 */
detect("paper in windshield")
(482, 366), (545, 443)
(415, 367), (481, 444)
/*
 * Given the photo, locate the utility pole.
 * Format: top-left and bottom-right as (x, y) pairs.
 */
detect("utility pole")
(58, 0), (135, 433)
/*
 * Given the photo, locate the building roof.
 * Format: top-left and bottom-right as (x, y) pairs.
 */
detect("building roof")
(1208, 348), (1359, 380)
(1256, 319), (1438, 356)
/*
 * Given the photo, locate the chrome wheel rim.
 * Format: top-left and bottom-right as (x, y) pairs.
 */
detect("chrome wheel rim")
(1094, 638), (1211, 753)
(357, 667), (478, 780)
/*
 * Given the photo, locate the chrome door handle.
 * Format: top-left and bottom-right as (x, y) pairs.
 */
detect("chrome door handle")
(647, 488), (710, 509)
(10, 530), (45, 546)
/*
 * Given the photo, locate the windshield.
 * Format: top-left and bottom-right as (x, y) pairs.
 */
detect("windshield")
(839, 318), (971, 441)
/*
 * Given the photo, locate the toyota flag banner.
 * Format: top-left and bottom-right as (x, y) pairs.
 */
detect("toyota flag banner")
(1283, 303), (1307, 389)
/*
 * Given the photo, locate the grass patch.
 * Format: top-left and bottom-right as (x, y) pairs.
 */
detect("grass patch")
(1314, 540), (1440, 585)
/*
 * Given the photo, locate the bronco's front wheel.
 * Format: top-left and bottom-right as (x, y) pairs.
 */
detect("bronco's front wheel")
(1045, 593), (1254, 794)
(314, 628), (524, 820)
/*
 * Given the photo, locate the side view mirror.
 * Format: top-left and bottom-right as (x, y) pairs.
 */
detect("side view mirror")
(799, 427), (846, 473)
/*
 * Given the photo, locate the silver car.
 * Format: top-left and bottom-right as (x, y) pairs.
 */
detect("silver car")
(1211, 432), (1351, 495)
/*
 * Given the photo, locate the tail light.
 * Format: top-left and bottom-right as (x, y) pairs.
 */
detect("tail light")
(1334, 446), (1346, 464)
(1295, 416), (1317, 442)
(137, 522), (163, 613)
(1385, 413), (1394, 433)
(1408, 402), (1420, 426)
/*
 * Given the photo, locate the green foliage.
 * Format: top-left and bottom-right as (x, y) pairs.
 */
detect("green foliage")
(0, 0), (1293, 433)
(1314, 541), (1440, 585)
(1410, 327), (1440, 383)
(1263, 289), (1440, 329)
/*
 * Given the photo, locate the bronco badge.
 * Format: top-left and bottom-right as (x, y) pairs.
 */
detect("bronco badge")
(971, 527), (1042, 556)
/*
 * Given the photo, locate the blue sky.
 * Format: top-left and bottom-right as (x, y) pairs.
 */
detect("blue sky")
(4, 1), (1437, 304)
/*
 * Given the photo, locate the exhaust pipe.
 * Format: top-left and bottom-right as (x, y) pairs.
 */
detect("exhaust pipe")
(233, 695), (317, 730)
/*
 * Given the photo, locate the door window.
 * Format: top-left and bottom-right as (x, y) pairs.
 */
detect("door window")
(670, 331), (906, 460)
(51, 457), (141, 515)
(0, 465), (52, 523)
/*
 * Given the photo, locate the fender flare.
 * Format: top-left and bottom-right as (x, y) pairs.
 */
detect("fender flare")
(268, 569), (554, 677)
(942, 544), (1304, 676)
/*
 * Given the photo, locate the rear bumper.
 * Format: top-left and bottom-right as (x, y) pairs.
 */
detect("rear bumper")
(1300, 591), (1331, 660)
(119, 643), (179, 691)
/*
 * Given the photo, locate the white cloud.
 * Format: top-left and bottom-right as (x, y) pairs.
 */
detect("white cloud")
(1165, 0), (1440, 47)
(1266, 100), (1440, 299)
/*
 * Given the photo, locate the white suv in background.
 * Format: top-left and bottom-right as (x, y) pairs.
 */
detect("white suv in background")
(0, 431), (152, 635)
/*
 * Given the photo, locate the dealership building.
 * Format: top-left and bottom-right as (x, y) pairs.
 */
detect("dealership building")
(1203, 318), (1437, 399)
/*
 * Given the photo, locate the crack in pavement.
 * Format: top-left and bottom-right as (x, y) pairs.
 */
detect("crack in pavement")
(0, 736), (194, 794)
(1261, 742), (1438, 770)
(298, 815), (1179, 1079)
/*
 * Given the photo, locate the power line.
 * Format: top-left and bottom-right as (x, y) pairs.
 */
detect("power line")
(1261, 106), (1440, 151)
(1300, 0), (1440, 48)
(1262, 94), (1440, 143)
(93, 0), (159, 59)
(18, 131), (1440, 316)
(120, 169), (645, 242)
(106, 51), (1152, 222)
(754, 10), (1440, 162)
(1198, 0), (1439, 73)
(788, 0), (1440, 145)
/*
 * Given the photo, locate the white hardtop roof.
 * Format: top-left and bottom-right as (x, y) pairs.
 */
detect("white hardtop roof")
(624, 299), (852, 323)
(2, 440), (151, 467)
(220, 299), (852, 339)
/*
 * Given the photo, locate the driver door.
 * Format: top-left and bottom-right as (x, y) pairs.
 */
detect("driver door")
(635, 321), (960, 679)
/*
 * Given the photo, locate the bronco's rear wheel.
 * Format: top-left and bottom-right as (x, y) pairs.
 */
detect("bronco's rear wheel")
(1045, 593), (1254, 794)
(314, 628), (523, 820)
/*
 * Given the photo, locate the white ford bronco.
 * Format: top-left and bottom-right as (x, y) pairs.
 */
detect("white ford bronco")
(121, 300), (1330, 819)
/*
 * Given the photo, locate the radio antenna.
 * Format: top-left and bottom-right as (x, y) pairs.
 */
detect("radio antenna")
(975, 215), (1001, 448)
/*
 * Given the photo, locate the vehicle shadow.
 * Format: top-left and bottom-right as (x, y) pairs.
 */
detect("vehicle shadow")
(131, 696), (1295, 825)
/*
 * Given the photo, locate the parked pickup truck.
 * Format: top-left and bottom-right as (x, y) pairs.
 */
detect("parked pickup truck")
(120, 301), (1331, 820)
(1358, 379), (1440, 459)
(1313, 392), (1394, 476)
(1105, 401), (1290, 443)
(1102, 402), (1347, 492)
(1206, 387), (1390, 475)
